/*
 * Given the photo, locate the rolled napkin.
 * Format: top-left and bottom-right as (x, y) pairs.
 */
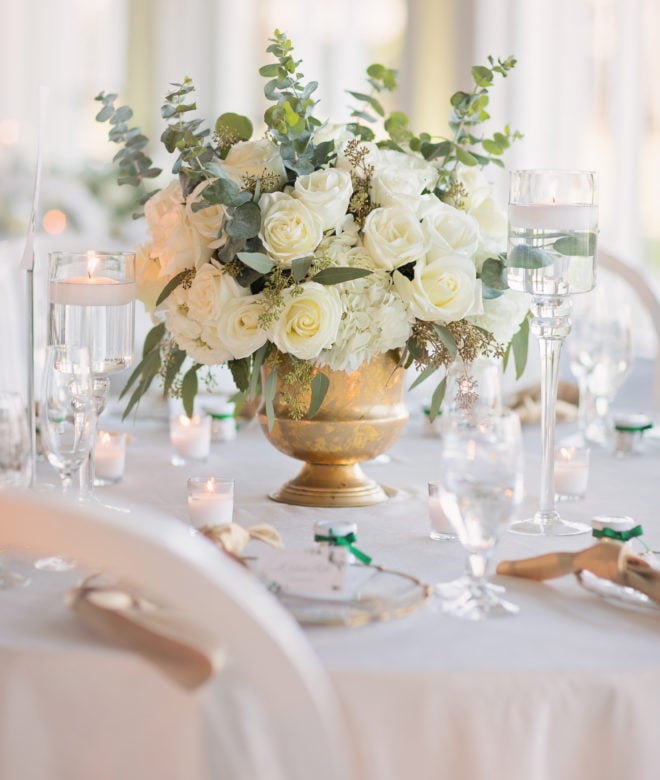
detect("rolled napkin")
(497, 542), (660, 604)
(68, 575), (225, 690)
(508, 381), (579, 424)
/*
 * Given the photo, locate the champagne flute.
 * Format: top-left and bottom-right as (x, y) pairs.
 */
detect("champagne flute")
(0, 392), (31, 588)
(435, 410), (524, 620)
(37, 345), (96, 571)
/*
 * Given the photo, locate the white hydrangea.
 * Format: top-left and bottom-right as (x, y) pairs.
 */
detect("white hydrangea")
(468, 289), (531, 346)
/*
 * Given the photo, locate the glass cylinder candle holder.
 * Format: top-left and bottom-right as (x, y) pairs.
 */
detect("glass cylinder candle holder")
(428, 482), (457, 540)
(554, 446), (590, 501)
(170, 414), (212, 466)
(187, 477), (234, 529)
(94, 431), (127, 485)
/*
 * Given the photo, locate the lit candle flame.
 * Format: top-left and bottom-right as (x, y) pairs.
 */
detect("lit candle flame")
(86, 251), (100, 279)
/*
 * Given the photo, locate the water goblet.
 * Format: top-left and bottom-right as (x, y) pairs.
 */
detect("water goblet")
(506, 169), (597, 536)
(0, 392), (32, 588)
(37, 345), (96, 571)
(435, 410), (524, 620)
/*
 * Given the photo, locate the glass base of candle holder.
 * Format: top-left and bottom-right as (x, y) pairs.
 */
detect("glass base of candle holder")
(171, 453), (208, 467)
(93, 475), (122, 487)
(429, 530), (457, 541)
(509, 510), (590, 537)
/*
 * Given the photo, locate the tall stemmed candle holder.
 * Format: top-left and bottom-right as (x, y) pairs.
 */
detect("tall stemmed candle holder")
(506, 170), (598, 536)
(48, 251), (135, 493)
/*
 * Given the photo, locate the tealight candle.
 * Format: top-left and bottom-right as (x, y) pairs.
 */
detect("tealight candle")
(187, 477), (234, 529)
(554, 446), (590, 501)
(49, 252), (135, 306)
(428, 482), (457, 540)
(170, 414), (211, 465)
(94, 431), (127, 485)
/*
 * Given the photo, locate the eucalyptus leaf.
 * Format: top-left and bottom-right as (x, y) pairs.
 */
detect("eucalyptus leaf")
(480, 257), (508, 290)
(264, 369), (277, 431)
(432, 324), (457, 360)
(247, 342), (270, 398)
(156, 269), (189, 307)
(511, 314), (530, 380)
(307, 372), (329, 419)
(292, 256), (313, 282)
(215, 112), (253, 141)
(181, 365), (200, 418)
(311, 267), (371, 285)
(236, 251), (274, 274)
(507, 244), (554, 269)
(163, 349), (187, 396)
(408, 363), (439, 391)
(553, 233), (596, 257)
(142, 321), (166, 357)
(428, 377), (447, 421)
(227, 201), (261, 239)
(228, 357), (251, 393)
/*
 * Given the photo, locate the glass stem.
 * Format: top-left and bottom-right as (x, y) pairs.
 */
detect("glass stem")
(531, 297), (572, 525)
(466, 552), (489, 589)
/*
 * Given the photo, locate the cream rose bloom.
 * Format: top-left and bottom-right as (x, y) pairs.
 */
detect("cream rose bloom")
(371, 150), (438, 208)
(185, 180), (226, 250)
(222, 139), (287, 190)
(468, 289), (531, 346)
(293, 168), (353, 231)
(217, 295), (268, 359)
(447, 165), (492, 210)
(268, 282), (342, 360)
(186, 263), (247, 323)
(393, 253), (481, 323)
(259, 192), (323, 266)
(145, 180), (222, 276)
(135, 243), (164, 312)
(362, 205), (428, 270)
(418, 198), (480, 258)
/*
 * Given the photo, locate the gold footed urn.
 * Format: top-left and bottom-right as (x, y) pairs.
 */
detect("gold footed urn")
(258, 351), (408, 507)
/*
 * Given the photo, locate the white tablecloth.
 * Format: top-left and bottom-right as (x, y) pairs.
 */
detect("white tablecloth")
(2, 403), (660, 780)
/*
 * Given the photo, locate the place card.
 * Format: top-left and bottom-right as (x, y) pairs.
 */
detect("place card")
(252, 547), (348, 597)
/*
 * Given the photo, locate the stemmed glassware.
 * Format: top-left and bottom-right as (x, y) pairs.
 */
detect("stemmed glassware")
(567, 290), (632, 447)
(0, 392), (32, 588)
(37, 345), (96, 571)
(506, 170), (598, 536)
(48, 251), (135, 495)
(435, 410), (524, 620)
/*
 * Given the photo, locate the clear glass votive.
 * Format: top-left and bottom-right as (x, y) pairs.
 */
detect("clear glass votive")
(554, 446), (590, 501)
(187, 477), (234, 529)
(94, 431), (127, 485)
(428, 482), (457, 540)
(170, 414), (211, 466)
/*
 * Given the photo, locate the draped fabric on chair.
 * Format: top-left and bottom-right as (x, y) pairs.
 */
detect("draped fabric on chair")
(0, 490), (354, 780)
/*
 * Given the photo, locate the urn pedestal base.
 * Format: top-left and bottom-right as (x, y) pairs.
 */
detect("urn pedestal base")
(268, 462), (388, 507)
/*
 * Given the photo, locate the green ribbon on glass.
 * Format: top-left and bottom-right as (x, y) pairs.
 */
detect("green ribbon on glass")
(314, 532), (372, 565)
(592, 525), (644, 542)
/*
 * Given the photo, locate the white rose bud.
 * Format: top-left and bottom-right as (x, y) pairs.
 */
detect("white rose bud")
(393, 253), (480, 323)
(293, 168), (353, 231)
(259, 192), (323, 267)
(269, 282), (342, 360)
(362, 205), (429, 270)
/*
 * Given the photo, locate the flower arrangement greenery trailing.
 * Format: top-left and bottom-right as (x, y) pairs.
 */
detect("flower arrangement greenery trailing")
(96, 30), (529, 424)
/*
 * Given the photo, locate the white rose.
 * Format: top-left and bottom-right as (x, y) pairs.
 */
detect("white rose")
(144, 180), (218, 276)
(314, 122), (356, 150)
(186, 263), (247, 324)
(448, 165), (491, 210)
(185, 180), (226, 250)
(393, 253), (480, 323)
(217, 295), (268, 359)
(135, 243), (164, 312)
(269, 282), (342, 360)
(370, 150), (438, 208)
(259, 192), (323, 267)
(335, 140), (380, 173)
(468, 290), (531, 346)
(363, 205), (428, 270)
(418, 198), (480, 258)
(469, 194), (507, 242)
(293, 168), (353, 231)
(222, 139), (287, 190)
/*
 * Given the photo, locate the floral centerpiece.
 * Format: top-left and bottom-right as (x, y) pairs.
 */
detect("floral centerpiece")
(96, 30), (529, 425)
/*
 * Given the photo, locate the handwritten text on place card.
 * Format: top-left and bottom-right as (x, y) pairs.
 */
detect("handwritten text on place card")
(253, 547), (348, 596)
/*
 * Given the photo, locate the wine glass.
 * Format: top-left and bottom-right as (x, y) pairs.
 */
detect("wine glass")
(506, 169), (597, 536)
(48, 250), (135, 494)
(567, 291), (632, 447)
(435, 410), (524, 620)
(0, 392), (32, 588)
(38, 345), (96, 571)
